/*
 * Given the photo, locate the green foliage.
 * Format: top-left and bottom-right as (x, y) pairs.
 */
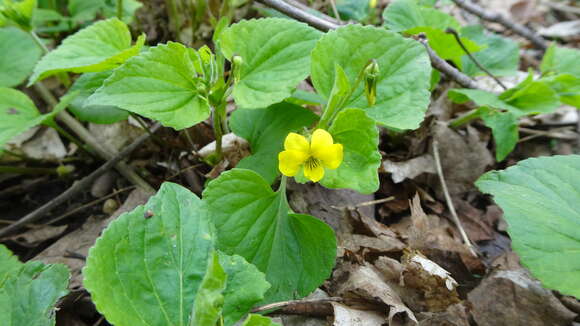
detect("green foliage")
(479, 108), (518, 161)
(0, 27), (41, 87)
(321, 108), (381, 194)
(68, 71), (129, 124)
(87, 42), (210, 130)
(540, 45), (580, 108)
(0, 0), (36, 31)
(0, 88), (76, 150)
(242, 314), (282, 326)
(311, 24), (431, 129)
(192, 252), (226, 326)
(541, 44), (580, 78)
(203, 169), (337, 303)
(219, 18), (321, 109)
(84, 182), (271, 326)
(449, 77), (560, 117)
(68, 0), (142, 24)
(461, 25), (519, 77)
(383, 0), (482, 68)
(335, 0), (371, 21)
(29, 18), (145, 84)
(230, 102), (318, 184)
(476, 155), (580, 298)
(0, 245), (70, 326)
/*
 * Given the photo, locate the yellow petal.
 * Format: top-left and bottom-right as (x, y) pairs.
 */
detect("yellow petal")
(303, 162), (325, 182)
(316, 143), (343, 169)
(284, 133), (309, 152)
(310, 129), (334, 155)
(278, 150), (308, 176)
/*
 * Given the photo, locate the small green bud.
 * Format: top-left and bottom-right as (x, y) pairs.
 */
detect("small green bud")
(364, 59), (379, 106)
(232, 55), (243, 84)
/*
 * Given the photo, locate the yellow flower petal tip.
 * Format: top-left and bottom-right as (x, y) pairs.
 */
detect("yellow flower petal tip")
(278, 129), (344, 183)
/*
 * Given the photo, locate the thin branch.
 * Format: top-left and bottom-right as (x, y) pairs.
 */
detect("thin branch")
(451, 0), (548, 50)
(251, 297), (342, 314)
(328, 0), (341, 22)
(432, 140), (477, 257)
(417, 36), (480, 89)
(255, 0), (481, 90)
(0, 124), (161, 238)
(446, 27), (507, 90)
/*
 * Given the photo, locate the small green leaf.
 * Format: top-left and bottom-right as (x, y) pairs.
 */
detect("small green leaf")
(383, 0), (483, 68)
(311, 24), (431, 129)
(86, 42), (210, 130)
(68, 71), (129, 124)
(29, 18), (145, 84)
(499, 76), (560, 115)
(476, 155), (580, 298)
(203, 169), (337, 303)
(219, 253), (270, 326)
(83, 182), (215, 326)
(0, 88), (42, 149)
(383, 0), (459, 32)
(241, 314), (281, 326)
(543, 74), (580, 108)
(230, 102), (318, 184)
(0, 244), (70, 326)
(192, 252), (227, 326)
(541, 44), (580, 78)
(448, 88), (516, 112)
(480, 108), (518, 161)
(219, 18), (321, 108)
(0, 27), (42, 87)
(325, 64), (352, 119)
(0, 0), (36, 30)
(321, 108), (381, 194)
(461, 25), (519, 77)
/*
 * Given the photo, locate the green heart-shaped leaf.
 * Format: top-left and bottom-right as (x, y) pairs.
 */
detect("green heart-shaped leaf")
(203, 169), (336, 303)
(311, 24), (431, 129)
(0, 27), (42, 87)
(476, 155), (580, 298)
(219, 18), (321, 108)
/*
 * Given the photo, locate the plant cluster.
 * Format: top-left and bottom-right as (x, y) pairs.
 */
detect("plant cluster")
(0, 0), (579, 325)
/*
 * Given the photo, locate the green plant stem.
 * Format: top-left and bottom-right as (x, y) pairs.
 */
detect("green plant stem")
(165, 0), (181, 41)
(449, 108), (480, 128)
(117, 0), (124, 20)
(30, 31), (49, 54)
(47, 121), (93, 154)
(212, 104), (226, 161)
(0, 165), (58, 175)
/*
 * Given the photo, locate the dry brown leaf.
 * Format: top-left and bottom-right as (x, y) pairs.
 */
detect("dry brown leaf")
(21, 128), (67, 160)
(468, 269), (576, 326)
(333, 262), (418, 325)
(402, 251), (460, 312)
(416, 302), (470, 326)
(382, 155), (436, 184)
(331, 302), (386, 326)
(6, 225), (67, 246)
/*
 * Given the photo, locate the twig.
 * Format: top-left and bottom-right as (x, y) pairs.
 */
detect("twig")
(33, 82), (154, 192)
(0, 124), (161, 238)
(328, 0), (341, 22)
(417, 36), (480, 89)
(446, 28), (507, 90)
(432, 140), (477, 257)
(354, 196), (395, 208)
(451, 0), (548, 50)
(251, 297), (342, 314)
(255, 0), (481, 90)
(43, 186), (135, 226)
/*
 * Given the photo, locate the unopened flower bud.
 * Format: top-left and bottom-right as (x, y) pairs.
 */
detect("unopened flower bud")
(232, 55), (243, 83)
(364, 59), (379, 106)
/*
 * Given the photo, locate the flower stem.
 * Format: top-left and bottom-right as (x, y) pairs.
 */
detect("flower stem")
(449, 108), (481, 128)
(117, 0), (124, 20)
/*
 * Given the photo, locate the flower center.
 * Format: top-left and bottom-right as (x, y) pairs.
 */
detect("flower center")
(305, 156), (321, 170)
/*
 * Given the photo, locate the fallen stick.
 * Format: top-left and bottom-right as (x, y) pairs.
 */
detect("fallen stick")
(451, 0), (548, 50)
(0, 123), (161, 238)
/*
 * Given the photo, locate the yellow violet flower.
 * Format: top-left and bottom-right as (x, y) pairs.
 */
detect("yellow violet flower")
(278, 129), (344, 182)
